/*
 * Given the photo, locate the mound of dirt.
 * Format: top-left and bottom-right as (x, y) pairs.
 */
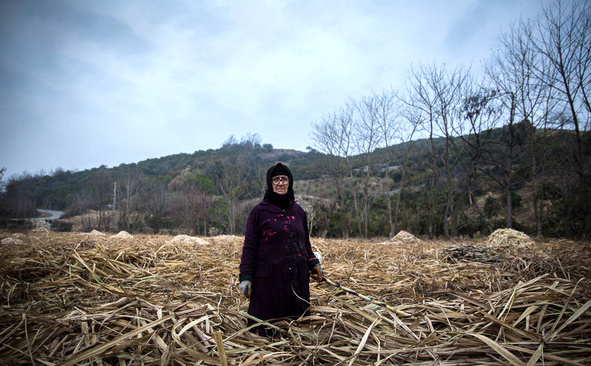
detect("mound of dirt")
(89, 230), (105, 236)
(488, 228), (533, 248)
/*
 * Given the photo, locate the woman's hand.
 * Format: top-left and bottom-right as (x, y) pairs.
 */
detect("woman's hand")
(239, 280), (252, 298)
(311, 264), (324, 282)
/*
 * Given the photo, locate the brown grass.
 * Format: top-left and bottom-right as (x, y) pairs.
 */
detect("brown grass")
(1, 230), (590, 365)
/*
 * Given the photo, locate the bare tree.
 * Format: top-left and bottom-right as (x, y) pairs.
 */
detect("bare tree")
(72, 188), (95, 231)
(371, 89), (398, 238)
(89, 168), (114, 231)
(530, 0), (590, 178)
(310, 114), (343, 238)
(4, 173), (39, 219)
(365, 88), (416, 238)
(143, 181), (168, 234)
(355, 95), (381, 237)
(172, 173), (215, 235)
(118, 169), (146, 231)
(310, 194), (337, 238)
(456, 78), (503, 235)
(485, 9), (574, 231)
(0, 167), (6, 193)
(485, 33), (530, 231)
(393, 98), (420, 235)
(216, 155), (248, 234)
(340, 103), (363, 238)
(528, 0), (591, 236)
(428, 64), (469, 238)
(490, 17), (559, 236)
(0, 168), (7, 217)
(406, 64), (441, 238)
(405, 63), (468, 238)
(310, 105), (356, 238)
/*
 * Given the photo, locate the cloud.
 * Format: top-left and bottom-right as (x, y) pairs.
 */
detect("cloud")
(0, 0), (546, 177)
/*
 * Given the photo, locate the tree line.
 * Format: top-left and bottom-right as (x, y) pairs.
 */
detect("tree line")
(308, 0), (590, 239)
(0, 135), (279, 234)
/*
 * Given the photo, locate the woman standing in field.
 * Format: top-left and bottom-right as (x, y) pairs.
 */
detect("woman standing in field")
(238, 163), (323, 335)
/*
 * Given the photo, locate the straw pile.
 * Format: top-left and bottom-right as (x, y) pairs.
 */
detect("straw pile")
(1, 231), (590, 365)
(1, 233), (26, 245)
(113, 231), (133, 239)
(380, 230), (422, 245)
(31, 220), (51, 232)
(211, 235), (244, 245)
(488, 228), (534, 248)
(169, 234), (210, 246)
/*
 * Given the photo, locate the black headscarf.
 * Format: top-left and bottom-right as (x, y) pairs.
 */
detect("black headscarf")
(263, 163), (295, 209)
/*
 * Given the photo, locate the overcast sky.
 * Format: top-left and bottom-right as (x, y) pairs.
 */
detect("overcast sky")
(0, 0), (546, 178)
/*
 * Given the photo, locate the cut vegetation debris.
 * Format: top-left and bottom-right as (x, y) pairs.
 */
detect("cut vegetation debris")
(442, 244), (503, 263)
(89, 229), (105, 236)
(1, 230), (590, 365)
(169, 234), (210, 246)
(113, 231), (134, 239)
(379, 230), (421, 245)
(488, 228), (534, 248)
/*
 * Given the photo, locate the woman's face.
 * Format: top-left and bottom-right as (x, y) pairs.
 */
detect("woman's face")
(271, 175), (289, 195)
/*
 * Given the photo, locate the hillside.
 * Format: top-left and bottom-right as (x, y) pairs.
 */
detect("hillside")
(1, 126), (590, 238)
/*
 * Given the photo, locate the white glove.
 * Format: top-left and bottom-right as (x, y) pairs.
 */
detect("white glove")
(239, 280), (252, 298)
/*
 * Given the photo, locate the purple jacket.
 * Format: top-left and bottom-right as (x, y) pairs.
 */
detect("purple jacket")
(239, 200), (318, 323)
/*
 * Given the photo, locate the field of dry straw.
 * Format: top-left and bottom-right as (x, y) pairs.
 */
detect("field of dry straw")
(1, 229), (590, 365)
